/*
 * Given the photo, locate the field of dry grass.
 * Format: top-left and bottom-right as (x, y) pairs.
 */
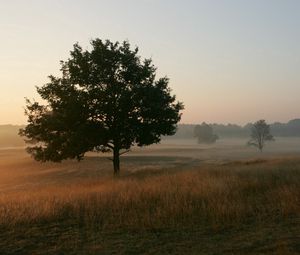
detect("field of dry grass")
(0, 144), (300, 254)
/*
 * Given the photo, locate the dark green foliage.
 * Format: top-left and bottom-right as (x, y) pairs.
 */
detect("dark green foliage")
(20, 39), (184, 174)
(194, 123), (218, 144)
(247, 120), (274, 152)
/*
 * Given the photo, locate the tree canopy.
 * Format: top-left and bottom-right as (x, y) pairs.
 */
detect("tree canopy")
(194, 122), (218, 144)
(247, 119), (274, 152)
(20, 39), (184, 175)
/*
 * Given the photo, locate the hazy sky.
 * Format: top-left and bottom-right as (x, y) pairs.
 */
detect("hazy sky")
(0, 0), (299, 125)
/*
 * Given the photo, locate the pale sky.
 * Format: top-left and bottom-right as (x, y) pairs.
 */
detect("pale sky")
(0, 0), (299, 125)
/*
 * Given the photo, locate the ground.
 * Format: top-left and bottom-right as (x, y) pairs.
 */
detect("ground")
(0, 138), (299, 254)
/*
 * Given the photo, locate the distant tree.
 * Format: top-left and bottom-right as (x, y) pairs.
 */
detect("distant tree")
(194, 122), (219, 144)
(247, 120), (274, 152)
(19, 39), (184, 175)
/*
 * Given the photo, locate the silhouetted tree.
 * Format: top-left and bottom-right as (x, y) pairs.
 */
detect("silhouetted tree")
(194, 122), (218, 144)
(247, 120), (274, 152)
(20, 39), (184, 175)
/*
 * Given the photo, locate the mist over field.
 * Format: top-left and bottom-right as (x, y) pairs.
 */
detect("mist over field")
(1, 131), (300, 254)
(2, 121), (300, 165)
(1, 124), (300, 254)
(2, 118), (300, 147)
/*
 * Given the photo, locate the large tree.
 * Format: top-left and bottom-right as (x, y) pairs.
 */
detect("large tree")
(247, 119), (274, 152)
(20, 39), (184, 175)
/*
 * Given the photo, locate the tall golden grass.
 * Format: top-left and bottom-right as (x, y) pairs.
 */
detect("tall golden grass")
(1, 159), (299, 231)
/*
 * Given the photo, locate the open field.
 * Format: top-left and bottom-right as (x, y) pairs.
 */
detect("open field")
(0, 138), (300, 254)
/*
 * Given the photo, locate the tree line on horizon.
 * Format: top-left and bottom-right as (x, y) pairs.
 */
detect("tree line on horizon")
(191, 120), (274, 152)
(1, 118), (299, 148)
(169, 119), (300, 140)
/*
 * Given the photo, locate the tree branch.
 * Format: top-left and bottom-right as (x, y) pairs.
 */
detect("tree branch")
(119, 149), (130, 156)
(107, 143), (114, 149)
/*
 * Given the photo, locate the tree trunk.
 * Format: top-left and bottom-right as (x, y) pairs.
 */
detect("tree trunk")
(113, 147), (120, 176)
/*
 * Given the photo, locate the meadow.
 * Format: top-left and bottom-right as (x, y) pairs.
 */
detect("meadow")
(0, 138), (300, 254)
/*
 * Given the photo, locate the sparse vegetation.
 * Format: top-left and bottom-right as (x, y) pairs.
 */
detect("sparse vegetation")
(0, 148), (299, 254)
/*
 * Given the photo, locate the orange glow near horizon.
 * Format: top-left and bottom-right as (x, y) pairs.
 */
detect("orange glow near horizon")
(1, 1), (299, 125)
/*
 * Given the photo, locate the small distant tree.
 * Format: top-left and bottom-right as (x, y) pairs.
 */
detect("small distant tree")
(247, 120), (274, 152)
(194, 122), (219, 144)
(19, 39), (184, 175)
